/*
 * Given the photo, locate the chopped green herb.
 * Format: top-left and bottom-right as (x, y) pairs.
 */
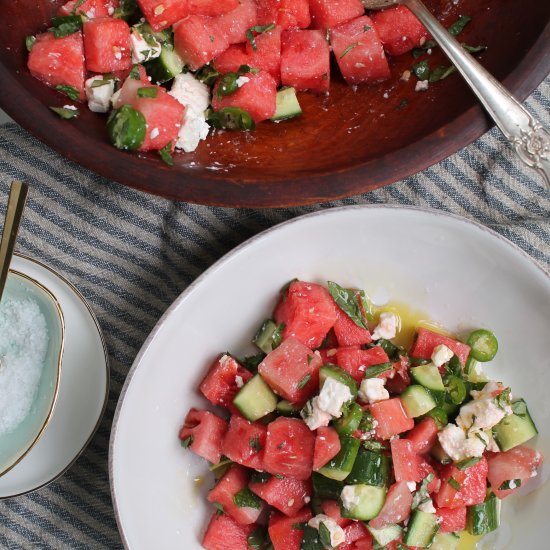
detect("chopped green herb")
(246, 24), (276, 51)
(209, 457), (233, 472)
(396, 98), (409, 111)
(276, 442), (286, 450)
(196, 64), (221, 86)
(206, 107), (256, 131)
(359, 410), (376, 432)
(158, 142), (174, 166)
(249, 434), (262, 452)
(180, 436), (193, 448)
(137, 86), (158, 98)
(213, 502), (224, 515)
(322, 73), (328, 81)
(448, 15), (472, 36)
(495, 388), (512, 411)
(250, 471), (271, 484)
(55, 84), (80, 101)
(292, 522), (306, 530)
(233, 487), (263, 509)
(498, 479), (521, 491)
(445, 355), (463, 377)
(412, 473), (434, 510)
(307, 355), (314, 366)
(71, 0), (86, 14)
(412, 59), (431, 81)
(91, 75), (117, 88)
(327, 281), (368, 329)
(114, 0), (138, 20)
(240, 353), (266, 373)
(25, 35), (36, 52)
(456, 457), (482, 470)
(209, 35), (215, 43)
(363, 440), (388, 452)
(449, 477), (461, 491)
(49, 106), (80, 119)
(364, 25), (372, 32)
(297, 374), (311, 390)
(318, 522), (332, 548)
(462, 43), (487, 54)
(429, 65), (457, 83)
(50, 15), (83, 38)
(274, 474), (284, 480)
(475, 432), (487, 444)
(129, 64), (141, 80)
(340, 43), (358, 59)
(247, 527), (266, 549)
(364, 362), (393, 379)
(511, 400), (527, 417)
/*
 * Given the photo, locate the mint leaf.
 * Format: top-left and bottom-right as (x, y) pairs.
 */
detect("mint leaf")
(233, 487), (262, 509)
(159, 142), (174, 166)
(55, 84), (80, 101)
(49, 106), (79, 119)
(327, 281), (368, 329)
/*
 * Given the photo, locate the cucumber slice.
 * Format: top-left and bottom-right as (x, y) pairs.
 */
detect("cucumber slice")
(253, 319), (284, 353)
(430, 532), (460, 550)
(334, 402), (363, 436)
(411, 364), (445, 391)
(275, 399), (300, 416)
(341, 484), (386, 521)
(300, 525), (324, 550)
(493, 399), (538, 451)
(404, 510), (440, 547)
(145, 44), (184, 84)
(400, 385), (437, 418)
(367, 524), (402, 546)
(311, 472), (343, 500)
(467, 493), (500, 535)
(347, 448), (390, 487)
(422, 406), (448, 430)
(135, 22), (173, 44)
(318, 435), (360, 481)
(271, 87), (302, 121)
(319, 365), (358, 397)
(233, 374), (277, 421)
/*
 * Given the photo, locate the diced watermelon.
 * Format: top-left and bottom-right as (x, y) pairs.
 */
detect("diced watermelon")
(258, 338), (322, 404)
(336, 346), (391, 383)
(137, 0), (190, 32)
(333, 305), (372, 347)
(371, 398), (414, 439)
(371, 5), (429, 56)
(313, 426), (341, 470)
(330, 16), (390, 85)
(256, 0), (311, 30)
(435, 457), (488, 509)
(200, 354), (253, 412)
(207, 464), (264, 525)
(112, 67), (150, 108)
(202, 512), (255, 550)
(343, 521), (371, 544)
(318, 348), (339, 365)
(188, 0), (239, 17)
(309, 0), (365, 30)
(245, 26), (282, 84)
(435, 506), (467, 533)
(353, 538), (374, 550)
(221, 415), (266, 470)
(406, 417), (439, 454)
(391, 438), (424, 483)
(268, 508), (312, 550)
(249, 475), (312, 516)
(28, 32), (86, 100)
(409, 328), (471, 368)
(487, 445), (543, 499)
(179, 408), (228, 464)
(370, 481), (413, 529)
(385, 355), (411, 394)
(214, 44), (250, 73)
(280, 29), (330, 94)
(83, 18), (132, 72)
(58, 0), (117, 18)
(217, 0), (258, 45)
(263, 417), (315, 480)
(418, 457), (440, 493)
(174, 16), (229, 71)
(321, 499), (352, 528)
(211, 70), (277, 123)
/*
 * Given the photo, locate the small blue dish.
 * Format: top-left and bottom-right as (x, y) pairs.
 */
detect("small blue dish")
(0, 270), (64, 477)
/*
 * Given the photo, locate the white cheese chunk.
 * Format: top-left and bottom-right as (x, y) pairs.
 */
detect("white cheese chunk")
(85, 75), (115, 113)
(303, 397), (332, 431)
(417, 498), (436, 514)
(415, 80), (429, 92)
(431, 344), (454, 367)
(359, 377), (389, 404)
(130, 29), (161, 64)
(317, 378), (353, 418)
(438, 424), (486, 461)
(371, 312), (398, 341)
(406, 481), (417, 492)
(236, 76), (250, 87)
(341, 485), (361, 511)
(308, 515), (346, 547)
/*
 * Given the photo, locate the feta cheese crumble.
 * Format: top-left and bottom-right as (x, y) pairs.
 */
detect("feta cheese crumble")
(359, 377), (389, 404)
(438, 423), (486, 461)
(85, 75), (115, 113)
(431, 344), (454, 367)
(415, 80), (429, 92)
(341, 486), (361, 511)
(417, 498), (436, 514)
(308, 515), (346, 547)
(317, 378), (353, 418)
(407, 481), (417, 492)
(303, 398), (332, 431)
(371, 312), (398, 340)
(236, 76), (250, 87)
(130, 29), (161, 64)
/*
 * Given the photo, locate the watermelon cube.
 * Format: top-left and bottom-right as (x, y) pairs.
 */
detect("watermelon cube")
(343, 521), (372, 545)
(200, 354), (253, 412)
(335, 346), (391, 383)
(309, 0), (365, 30)
(58, 0), (117, 18)
(268, 508), (312, 550)
(256, 0), (311, 30)
(435, 506), (467, 533)
(371, 398), (414, 439)
(188, 0), (239, 17)
(27, 32), (86, 100)
(174, 16), (229, 71)
(217, 0), (258, 45)
(333, 306), (372, 347)
(330, 16), (391, 85)
(245, 26), (282, 84)
(281, 30), (330, 94)
(258, 338), (322, 404)
(321, 500), (352, 528)
(405, 416), (439, 454)
(213, 44), (249, 74)
(263, 417), (315, 480)
(435, 457), (488, 508)
(221, 415), (266, 470)
(371, 5), (429, 56)
(83, 18), (132, 72)
(208, 464), (265, 525)
(137, 0), (190, 32)
(249, 474), (312, 516)
(391, 438), (424, 482)
(409, 327), (471, 367)
(275, 281), (337, 349)
(313, 426), (341, 471)
(202, 512), (255, 550)
(212, 70), (278, 123)
(369, 481), (413, 529)
(179, 408), (228, 464)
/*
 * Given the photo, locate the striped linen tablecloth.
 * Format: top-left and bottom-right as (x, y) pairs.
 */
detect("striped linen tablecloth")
(0, 76), (549, 549)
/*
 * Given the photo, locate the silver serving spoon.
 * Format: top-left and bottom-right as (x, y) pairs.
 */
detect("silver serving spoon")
(363, 0), (550, 187)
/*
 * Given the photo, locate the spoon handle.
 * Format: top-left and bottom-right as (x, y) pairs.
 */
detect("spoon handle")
(0, 181), (29, 300)
(404, 0), (550, 188)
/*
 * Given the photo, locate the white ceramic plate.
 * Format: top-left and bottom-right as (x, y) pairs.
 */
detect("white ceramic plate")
(110, 206), (550, 550)
(0, 254), (109, 498)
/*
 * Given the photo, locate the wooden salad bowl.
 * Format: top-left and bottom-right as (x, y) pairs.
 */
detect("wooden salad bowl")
(0, 0), (549, 207)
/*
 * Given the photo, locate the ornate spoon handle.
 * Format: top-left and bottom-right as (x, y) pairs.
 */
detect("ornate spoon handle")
(404, 0), (550, 187)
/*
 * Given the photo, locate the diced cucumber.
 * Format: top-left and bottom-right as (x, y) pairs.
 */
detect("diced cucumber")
(144, 44), (184, 84)
(404, 510), (440, 548)
(493, 398), (538, 451)
(411, 364), (445, 391)
(430, 532), (460, 550)
(334, 402), (363, 436)
(430, 441), (452, 465)
(319, 365), (358, 397)
(275, 399), (300, 416)
(318, 436), (360, 481)
(347, 449), (390, 487)
(311, 472), (343, 500)
(135, 22), (173, 44)
(367, 524), (402, 546)
(467, 493), (500, 535)
(300, 525), (323, 550)
(253, 319), (284, 353)
(422, 407), (448, 430)
(271, 87), (302, 121)
(465, 358), (489, 382)
(233, 374), (277, 421)
(341, 484), (386, 520)
(400, 385), (437, 418)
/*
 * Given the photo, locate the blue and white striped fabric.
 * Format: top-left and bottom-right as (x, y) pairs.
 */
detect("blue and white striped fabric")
(0, 76), (549, 549)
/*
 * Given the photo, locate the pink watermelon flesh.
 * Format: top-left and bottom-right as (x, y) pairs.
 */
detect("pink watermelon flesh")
(83, 17), (132, 73)
(309, 0), (365, 30)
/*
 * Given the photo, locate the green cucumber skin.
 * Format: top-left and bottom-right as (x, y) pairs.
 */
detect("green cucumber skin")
(410, 364), (445, 391)
(319, 365), (358, 397)
(334, 402), (363, 436)
(233, 374), (277, 421)
(271, 87), (302, 121)
(430, 532), (460, 550)
(367, 524), (402, 546)
(318, 436), (361, 482)
(493, 399), (538, 451)
(467, 494), (500, 536)
(404, 510), (440, 547)
(144, 46), (184, 84)
(347, 449), (390, 487)
(311, 472), (343, 500)
(400, 385), (437, 418)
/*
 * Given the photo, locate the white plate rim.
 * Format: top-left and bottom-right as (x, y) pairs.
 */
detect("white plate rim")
(0, 252), (110, 499)
(108, 204), (550, 549)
